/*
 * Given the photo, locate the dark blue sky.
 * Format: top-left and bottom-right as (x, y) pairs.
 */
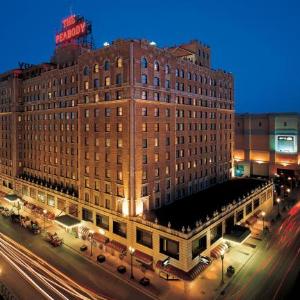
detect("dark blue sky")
(0, 0), (299, 113)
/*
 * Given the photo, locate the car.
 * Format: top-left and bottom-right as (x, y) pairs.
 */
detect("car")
(139, 277), (150, 286)
(199, 256), (212, 265)
(227, 265), (235, 276)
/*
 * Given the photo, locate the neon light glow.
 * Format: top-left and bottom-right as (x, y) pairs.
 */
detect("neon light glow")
(62, 15), (76, 28)
(55, 21), (87, 44)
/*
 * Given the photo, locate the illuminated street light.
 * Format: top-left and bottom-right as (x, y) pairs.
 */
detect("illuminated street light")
(286, 188), (291, 193)
(220, 250), (225, 284)
(129, 246), (135, 279)
(261, 211), (266, 231)
(89, 230), (94, 257)
(276, 198), (281, 218)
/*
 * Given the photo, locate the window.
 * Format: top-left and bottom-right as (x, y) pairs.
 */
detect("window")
(253, 198), (260, 209)
(192, 235), (207, 259)
(116, 57), (123, 68)
(117, 107), (123, 116)
(154, 77), (160, 86)
(141, 74), (148, 84)
(104, 92), (111, 101)
(83, 66), (90, 75)
(94, 64), (99, 73)
(105, 108), (111, 117)
(154, 61), (159, 71)
(141, 91), (147, 100)
(94, 78), (100, 88)
(104, 60), (110, 70)
(142, 107), (147, 116)
(246, 203), (252, 215)
(105, 77), (110, 86)
(165, 65), (170, 74)
(82, 208), (93, 223)
(96, 213), (109, 230)
(136, 228), (153, 248)
(159, 237), (179, 260)
(236, 209), (244, 222)
(116, 74), (122, 85)
(47, 195), (55, 207)
(142, 123), (147, 132)
(210, 223), (222, 245)
(113, 221), (127, 238)
(141, 57), (148, 68)
(84, 81), (89, 90)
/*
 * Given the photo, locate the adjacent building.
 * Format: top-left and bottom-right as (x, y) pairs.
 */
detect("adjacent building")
(234, 113), (300, 180)
(0, 15), (273, 277)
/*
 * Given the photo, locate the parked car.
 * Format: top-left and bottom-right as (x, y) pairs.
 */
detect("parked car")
(139, 277), (150, 286)
(227, 265), (235, 276)
(11, 213), (21, 223)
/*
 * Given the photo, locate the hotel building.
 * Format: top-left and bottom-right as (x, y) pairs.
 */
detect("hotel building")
(234, 113), (300, 180)
(0, 16), (273, 277)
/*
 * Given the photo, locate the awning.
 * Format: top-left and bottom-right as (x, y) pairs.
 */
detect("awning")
(106, 240), (127, 253)
(156, 261), (190, 281)
(93, 232), (109, 244)
(188, 261), (211, 280)
(210, 243), (228, 259)
(4, 194), (20, 202)
(79, 226), (90, 237)
(134, 250), (153, 265)
(55, 214), (81, 228)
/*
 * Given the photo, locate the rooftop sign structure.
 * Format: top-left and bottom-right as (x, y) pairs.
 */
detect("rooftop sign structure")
(55, 15), (92, 47)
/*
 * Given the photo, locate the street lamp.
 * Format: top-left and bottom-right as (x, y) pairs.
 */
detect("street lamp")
(261, 211), (266, 231)
(43, 209), (47, 231)
(129, 246), (135, 279)
(276, 198), (281, 218)
(89, 230), (94, 257)
(220, 250), (225, 284)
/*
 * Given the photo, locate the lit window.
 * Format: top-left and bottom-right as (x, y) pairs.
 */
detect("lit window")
(154, 61), (159, 71)
(117, 57), (123, 68)
(94, 64), (99, 73)
(117, 107), (123, 116)
(84, 81), (89, 90)
(105, 77), (110, 86)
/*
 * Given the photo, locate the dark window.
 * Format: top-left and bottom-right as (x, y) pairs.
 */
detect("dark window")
(253, 198), (260, 209)
(210, 223), (222, 245)
(116, 74), (122, 85)
(136, 228), (153, 248)
(225, 215), (235, 234)
(82, 208), (93, 223)
(94, 78), (100, 88)
(104, 60), (110, 71)
(141, 74), (147, 84)
(246, 203), (252, 215)
(236, 209), (244, 222)
(113, 221), (127, 238)
(96, 213), (109, 230)
(192, 234), (207, 259)
(159, 237), (179, 260)
(141, 57), (148, 68)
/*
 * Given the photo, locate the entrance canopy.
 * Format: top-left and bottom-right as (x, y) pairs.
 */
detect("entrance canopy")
(4, 194), (20, 203)
(223, 225), (251, 244)
(55, 214), (81, 228)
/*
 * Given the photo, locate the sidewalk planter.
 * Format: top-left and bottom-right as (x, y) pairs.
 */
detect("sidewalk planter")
(80, 245), (88, 252)
(139, 277), (150, 286)
(97, 255), (106, 263)
(227, 265), (235, 276)
(117, 265), (126, 274)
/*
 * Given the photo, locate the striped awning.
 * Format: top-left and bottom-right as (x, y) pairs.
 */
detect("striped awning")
(134, 250), (153, 265)
(246, 215), (257, 225)
(188, 261), (211, 279)
(210, 243), (228, 259)
(156, 260), (190, 281)
(93, 232), (109, 244)
(106, 240), (127, 253)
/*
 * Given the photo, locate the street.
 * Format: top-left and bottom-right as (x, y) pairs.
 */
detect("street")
(0, 214), (155, 300)
(218, 200), (300, 300)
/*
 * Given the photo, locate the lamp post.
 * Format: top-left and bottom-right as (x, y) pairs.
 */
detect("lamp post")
(220, 250), (225, 284)
(43, 209), (47, 231)
(276, 198), (281, 218)
(261, 211), (266, 232)
(89, 230), (94, 257)
(129, 246), (135, 279)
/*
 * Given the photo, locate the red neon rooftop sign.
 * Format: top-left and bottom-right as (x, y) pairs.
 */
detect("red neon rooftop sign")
(55, 15), (88, 45)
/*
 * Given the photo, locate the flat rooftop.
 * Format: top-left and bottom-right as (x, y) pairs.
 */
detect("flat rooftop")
(147, 178), (269, 231)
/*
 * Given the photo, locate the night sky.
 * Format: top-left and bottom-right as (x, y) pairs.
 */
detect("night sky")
(0, 0), (299, 113)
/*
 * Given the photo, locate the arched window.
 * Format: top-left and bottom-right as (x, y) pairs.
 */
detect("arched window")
(83, 66), (90, 76)
(141, 57), (148, 68)
(104, 60), (110, 71)
(94, 64), (99, 73)
(154, 61), (159, 71)
(116, 57), (123, 68)
(165, 65), (170, 74)
(105, 76), (110, 86)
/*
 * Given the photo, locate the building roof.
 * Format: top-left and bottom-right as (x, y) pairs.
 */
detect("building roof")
(147, 178), (268, 231)
(236, 112), (300, 118)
